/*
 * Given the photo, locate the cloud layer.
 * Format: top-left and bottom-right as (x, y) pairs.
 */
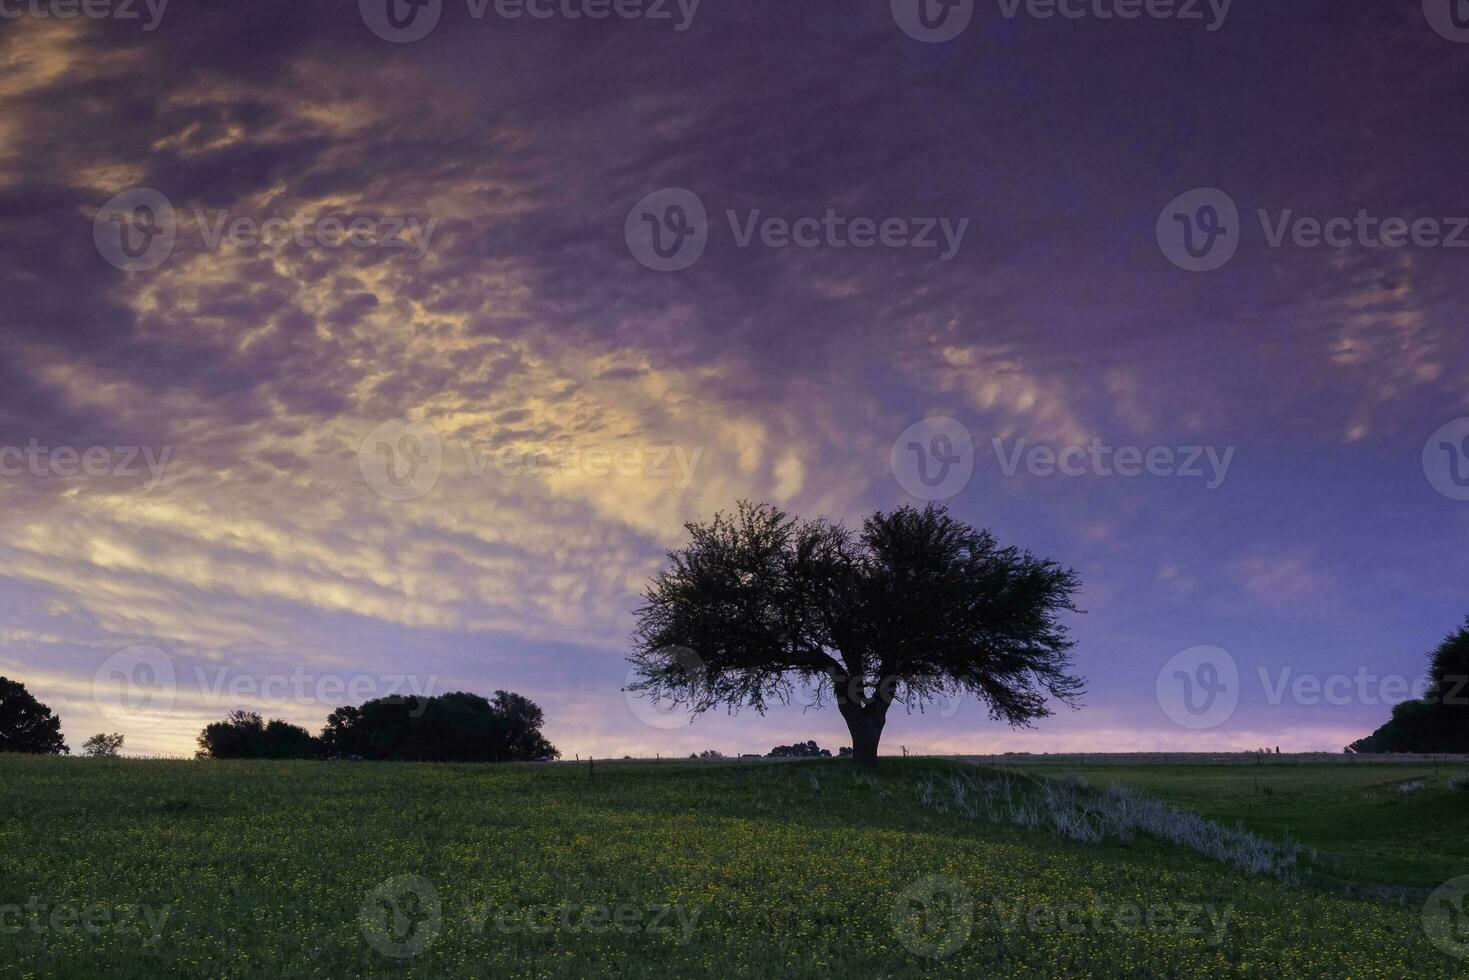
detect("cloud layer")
(1, 1), (1467, 757)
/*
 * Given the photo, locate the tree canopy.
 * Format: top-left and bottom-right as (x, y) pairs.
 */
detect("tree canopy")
(320, 691), (560, 763)
(197, 711), (318, 760)
(1349, 618), (1469, 753)
(195, 690), (560, 763)
(629, 502), (1083, 768)
(0, 677), (68, 755)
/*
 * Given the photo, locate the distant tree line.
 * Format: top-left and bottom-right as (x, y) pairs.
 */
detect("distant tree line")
(767, 740), (852, 758)
(196, 691), (560, 763)
(692, 742), (854, 760)
(1349, 618), (1469, 754)
(0, 675), (559, 764)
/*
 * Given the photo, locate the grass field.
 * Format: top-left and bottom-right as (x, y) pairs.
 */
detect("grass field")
(2, 755), (1468, 977)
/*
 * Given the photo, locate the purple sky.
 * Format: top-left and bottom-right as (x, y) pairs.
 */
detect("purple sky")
(1, 0), (1467, 757)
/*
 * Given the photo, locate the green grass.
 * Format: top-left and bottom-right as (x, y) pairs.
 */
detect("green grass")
(1034, 763), (1469, 890)
(1, 755), (1466, 977)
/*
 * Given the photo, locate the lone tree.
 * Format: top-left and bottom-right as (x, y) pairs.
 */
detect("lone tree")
(629, 502), (1083, 769)
(0, 677), (69, 755)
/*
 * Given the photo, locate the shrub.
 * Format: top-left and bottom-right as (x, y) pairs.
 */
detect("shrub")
(82, 733), (125, 758)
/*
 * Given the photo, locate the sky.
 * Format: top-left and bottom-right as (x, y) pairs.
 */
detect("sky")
(1, 0), (1467, 758)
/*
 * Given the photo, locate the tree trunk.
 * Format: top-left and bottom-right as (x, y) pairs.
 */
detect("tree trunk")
(841, 704), (887, 772)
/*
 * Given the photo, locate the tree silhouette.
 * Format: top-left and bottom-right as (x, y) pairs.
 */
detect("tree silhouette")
(1349, 617), (1469, 753)
(629, 502), (1083, 769)
(82, 733), (125, 758)
(196, 710), (318, 759)
(319, 691), (559, 762)
(0, 677), (69, 755)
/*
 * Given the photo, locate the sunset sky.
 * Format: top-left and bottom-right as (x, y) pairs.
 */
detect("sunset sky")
(2, 0), (1467, 758)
